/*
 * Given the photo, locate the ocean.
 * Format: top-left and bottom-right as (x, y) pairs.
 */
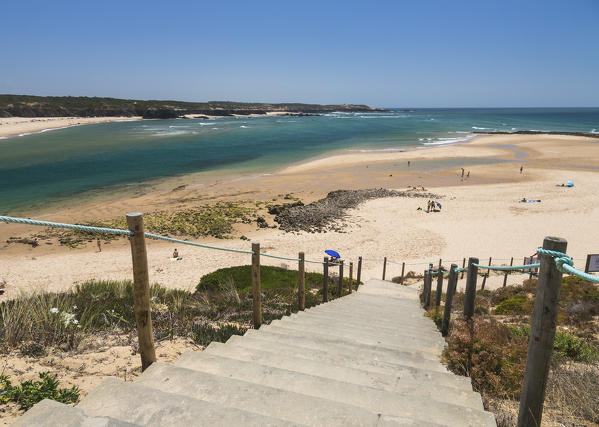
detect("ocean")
(1, 108), (597, 215)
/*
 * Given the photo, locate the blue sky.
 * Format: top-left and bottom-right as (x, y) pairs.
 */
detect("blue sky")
(1, 0), (598, 107)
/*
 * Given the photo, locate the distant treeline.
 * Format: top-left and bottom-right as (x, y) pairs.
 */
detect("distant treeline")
(0, 95), (384, 119)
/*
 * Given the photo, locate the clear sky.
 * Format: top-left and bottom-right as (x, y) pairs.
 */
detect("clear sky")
(1, 0), (598, 107)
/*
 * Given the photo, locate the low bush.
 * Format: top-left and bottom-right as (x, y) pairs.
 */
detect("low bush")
(0, 373), (79, 410)
(443, 318), (528, 398)
(494, 295), (532, 315)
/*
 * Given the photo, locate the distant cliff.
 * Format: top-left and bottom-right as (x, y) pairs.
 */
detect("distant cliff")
(0, 95), (385, 119)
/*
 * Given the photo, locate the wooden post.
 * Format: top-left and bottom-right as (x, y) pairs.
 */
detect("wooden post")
(529, 256), (534, 280)
(435, 268), (444, 307)
(503, 257), (513, 287)
(441, 264), (458, 337)
(481, 257), (491, 290)
(252, 242), (262, 328)
(463, 257), (479, 319)
(460, 258), (466, 279)
(356, 256), (362, 288)
(348, 262), (353, 293)
(423, 270), (432, 309)
(382, 257), (387, 280)
(298, 251), (305, 311)
(422, 270), (429, 307)
(517, 237), (567, 427)
(400, 262), (405, 285)
(323, 257), (329, 302)
(126, 213), (156, 372)
(337, 260), (344, 298)
(438, 258), (442, 272)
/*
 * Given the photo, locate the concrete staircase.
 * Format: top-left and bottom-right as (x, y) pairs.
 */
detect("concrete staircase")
(15, 279), (496, 426)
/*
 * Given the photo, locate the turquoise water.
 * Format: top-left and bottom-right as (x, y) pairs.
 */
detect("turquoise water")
(1, 108), (597, 214)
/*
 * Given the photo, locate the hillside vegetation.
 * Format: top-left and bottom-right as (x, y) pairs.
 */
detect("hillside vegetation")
(0, 94), (382, 118)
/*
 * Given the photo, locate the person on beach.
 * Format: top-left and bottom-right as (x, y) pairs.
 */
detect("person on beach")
(520, 165), (523, 174)
(173, 249), (179, 259)
(408, 161), (410, 167)
(32, 238), (39, 248)
(466, 171), (470, 178)
(461, 168), (465, 178)
(97, 238), (102, 252)
(426, 200), (430, 213)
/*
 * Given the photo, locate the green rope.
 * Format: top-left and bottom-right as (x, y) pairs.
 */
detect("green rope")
(472, 263), (540, 271)
(537, 247), (599, 283)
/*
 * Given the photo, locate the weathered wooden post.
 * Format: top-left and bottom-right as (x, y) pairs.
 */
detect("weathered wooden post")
(423, 270), (432, 309)
(441, 264), (458, 337)
(348, 262), (353, 293)
(517, 237), (567, 427)
(503, 257), (513, 287)
(356, 256), (362, 288)
(298, 251), (305, 311)
(481, 256), (492, 290)
(126, 213), (156, 372)
(323, 256), (329, 302)
(337, 260), (344, 297)
(435, 268), (444, 307)
(463, 257), (479, 319)
(382, 257), (387, 280)
(421, 270), (429, 307)
(529, 256), (534, 280)
(252, 242), (262, 328)
(400, 262), (405, 285)
(460, 258), (466, 279)
(438, 258), (442, 272)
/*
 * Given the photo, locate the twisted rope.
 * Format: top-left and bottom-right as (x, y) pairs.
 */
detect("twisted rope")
(0, 215), (133, 236)
(472, 263), (540, 271)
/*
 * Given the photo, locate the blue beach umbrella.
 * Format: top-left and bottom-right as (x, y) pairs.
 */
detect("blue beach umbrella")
(567, 180), (574, 187)
(325, 250), (340, 258)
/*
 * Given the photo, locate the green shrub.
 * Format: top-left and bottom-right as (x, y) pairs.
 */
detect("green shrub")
(197, 265), (325, 292)
(0, 373), (79, 410)
(494, 295), (531, 315)
(490, 285), (527, 306)
(553, 331), (598, 362)
(425, 308), (443, 329)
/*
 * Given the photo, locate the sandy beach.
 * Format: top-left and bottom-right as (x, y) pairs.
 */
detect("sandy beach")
(0, 116), (142, 138)
(1, 133), (598, 298)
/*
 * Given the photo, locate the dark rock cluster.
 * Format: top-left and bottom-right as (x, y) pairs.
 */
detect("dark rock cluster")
(273, 188), (442, 233)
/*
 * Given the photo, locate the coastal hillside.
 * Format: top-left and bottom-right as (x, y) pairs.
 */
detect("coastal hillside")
(0, 95), (383, 119)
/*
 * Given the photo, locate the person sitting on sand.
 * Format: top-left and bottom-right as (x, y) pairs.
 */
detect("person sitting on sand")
(32, 238), (39, 248)
(173, 249), (179, 259)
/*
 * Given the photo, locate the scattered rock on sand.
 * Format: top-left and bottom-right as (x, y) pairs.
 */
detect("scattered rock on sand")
(274, 188), (442, 233)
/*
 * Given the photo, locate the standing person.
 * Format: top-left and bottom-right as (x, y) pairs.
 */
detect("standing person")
(97, 238), (102, 252)
(426, 200), (430, 213)
(520, 165), (523, 174)
(466, 171), (470, 178)
(461, 168), (465, 178)
(173, 248), (179, 259)
(407, 160), (411, 167)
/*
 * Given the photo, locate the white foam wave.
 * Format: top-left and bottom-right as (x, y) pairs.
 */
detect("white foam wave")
(240, 125), (249, 128)
(472, 126), (490, 130)
(422, 135), (474, 146)
(351, 147), (406, 153)
(18, 132), (33, 137)
(590, 129), (598, 134)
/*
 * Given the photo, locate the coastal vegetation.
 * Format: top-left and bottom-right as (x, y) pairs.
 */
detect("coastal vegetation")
(0, 94), (382, 118)
(433, 275), (599, 425)
(0, 265), (355, 413)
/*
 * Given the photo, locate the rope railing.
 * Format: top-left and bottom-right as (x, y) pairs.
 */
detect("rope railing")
(472, 263), (540, 271)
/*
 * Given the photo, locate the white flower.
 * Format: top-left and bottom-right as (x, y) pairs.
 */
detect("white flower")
(50, 308), (59, 314)
(72, 319), (79, 325)
(72, 305), (78, 310)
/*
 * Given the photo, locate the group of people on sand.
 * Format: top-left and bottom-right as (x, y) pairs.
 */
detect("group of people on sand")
(460, 168), (470, 180)
(426, 200), (441, 213)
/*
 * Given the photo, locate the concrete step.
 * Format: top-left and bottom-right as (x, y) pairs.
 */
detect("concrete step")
(204, 341), (475, 396)
(136, 362), (395, 426)
(260, 323), (445, 354)
(77, 378), (299, 426)
(283, 312), (441, 337)
(244, 328), (440, 363)
(12, 399), (138, 427)
(174, 352), (494, 426)
(226, 333), (450, 375)
(302, 306), (436, 330)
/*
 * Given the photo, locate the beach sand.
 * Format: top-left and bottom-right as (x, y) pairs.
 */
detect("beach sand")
(0, 116), (142, 138)
(1, 134), (598, 297)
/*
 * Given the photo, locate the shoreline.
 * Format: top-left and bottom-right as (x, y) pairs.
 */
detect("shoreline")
(1, 133), (599, 298)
